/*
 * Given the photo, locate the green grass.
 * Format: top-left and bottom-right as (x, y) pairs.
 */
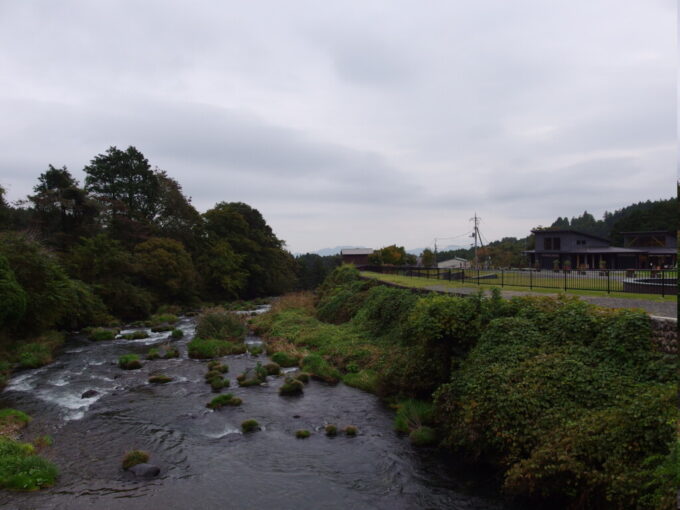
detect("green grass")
(0, 409), (31, 428)
(241, 419), (259, 433)
(394, 399), (434, 434)
(270, 351), (299, 367)
(0, 436), (58, 491)
(17, 343), (53, 369)
(301, 354), (341, 384)
(409, 426), (437, 446)
(343, 369), (380, 393)
(295, 429), (311, 439)
(148, 374), (172, 384)
(118, 354), (142, 370)
(149, 313), (178, 326)
(89, 328), (117, 341)
(170, 328), (184, 339)
(122, 450), (149, 470)
(188, 338), (246, 358)
(361, 271), (677, 303)
(207, 394), (242, 409)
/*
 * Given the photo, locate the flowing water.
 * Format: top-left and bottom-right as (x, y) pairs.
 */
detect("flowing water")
(0, 313), (504, 510)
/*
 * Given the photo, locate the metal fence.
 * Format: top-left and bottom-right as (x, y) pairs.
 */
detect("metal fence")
(360, 265), (678, 296)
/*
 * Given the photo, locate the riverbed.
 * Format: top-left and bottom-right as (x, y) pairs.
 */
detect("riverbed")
(0, 315), (504, 510)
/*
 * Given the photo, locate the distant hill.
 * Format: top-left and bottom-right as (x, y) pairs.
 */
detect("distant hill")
(304, 246), (370, 257)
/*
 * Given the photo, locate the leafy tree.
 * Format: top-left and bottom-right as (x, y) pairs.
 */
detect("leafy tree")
(134, 237), (198, 303)
(29, 165), (99, 250)
(421, 248), (436, 267)
(378, 245), (407, 265)
(153, 171), (203, 248)
(295, 253), (341, 290)
(0, 253), (27, 331)
(84, 146), (160, 243)
(196, 240), (248, 300)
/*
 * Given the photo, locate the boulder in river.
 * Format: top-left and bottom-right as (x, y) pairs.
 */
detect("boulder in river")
(81, 389), (99, 398)
(129, 463), (160, 477)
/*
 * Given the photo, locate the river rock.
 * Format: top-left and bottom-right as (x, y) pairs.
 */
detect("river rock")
(129, 463), (160, 477)
(81, 389), (99, 398)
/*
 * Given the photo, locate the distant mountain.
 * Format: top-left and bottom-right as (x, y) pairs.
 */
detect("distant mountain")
(303, 246), (370, 257)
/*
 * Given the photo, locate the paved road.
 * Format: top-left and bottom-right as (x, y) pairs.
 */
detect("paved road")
(424, 284), (677, 319)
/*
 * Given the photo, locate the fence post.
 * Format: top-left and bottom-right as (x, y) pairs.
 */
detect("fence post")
(564, 269), (567, 291)
(530, 269), (533, 289)
(607, 270), (610, 294)
(501, 269), (504, 287)
(662, 270), (665, 297)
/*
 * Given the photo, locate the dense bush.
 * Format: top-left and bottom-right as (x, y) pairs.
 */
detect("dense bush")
(188, 338), (245, 358)
(316, 280), (375, 324)
(195, 308), (246, 341)
(353, 285), (417, 338)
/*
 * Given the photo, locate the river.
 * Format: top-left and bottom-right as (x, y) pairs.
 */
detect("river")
(0, 313), (504, 510)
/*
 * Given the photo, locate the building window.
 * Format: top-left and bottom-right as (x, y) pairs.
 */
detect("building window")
(543, 237), (561, 250)
(553, 237), (561, 250)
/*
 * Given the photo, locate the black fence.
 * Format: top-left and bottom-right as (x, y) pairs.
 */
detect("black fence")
(359, 265), (677, 296)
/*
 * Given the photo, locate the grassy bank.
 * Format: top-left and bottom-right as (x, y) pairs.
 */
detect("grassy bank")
(252, 265), (679, 509)
(361, 270), (678, 302)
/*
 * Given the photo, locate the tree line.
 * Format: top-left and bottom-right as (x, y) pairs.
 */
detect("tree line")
(0, 146), (336, 344)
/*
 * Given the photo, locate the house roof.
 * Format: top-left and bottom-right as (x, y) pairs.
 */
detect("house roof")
(341, 248), (373, 256)
(531, 229), (611, 244)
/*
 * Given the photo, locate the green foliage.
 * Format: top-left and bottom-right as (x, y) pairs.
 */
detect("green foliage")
(264, 362), (280, 375)
(393, 399), (434, 434)
(324, 424), (338, 436)
(118, 354), (142, 370)
(241, 419), (259, 433)
(195, 308), (246, 341)
(121, 330), (149, 340)
(409, 426), (437, 447)
(270, 351), (299, 367)
(0, 409), (31, 428)
(149, 313), (178, 326)
(188, 338), (245, 359)
(300, 354), (341, 384)
(0, 254), (27, 330)
(207, 360), (229, 373)
(122, 450), (149, 470)
(278, 377), (304, 396)
(248, 344), (263, 356)
(353, 285), (417, 337)
(344, 426), (358, 436)
(342, 370), (379, 393)
(134, 237), (197, 303)
(89, 328), (116, 341)
(0, 437), (58, 490)
(163, 347), (180, 359)
(316, 279), (375, 324)
(146, 348), (160, 360)
(171, 328), (183, 339)
(420, 248), (436, 268)
(148, 374), (172, 384)
(294, 253), (341, 290)
(295, 429), (310, 439)
(207, 394), (242, 409)
(17, 337), (61, 368)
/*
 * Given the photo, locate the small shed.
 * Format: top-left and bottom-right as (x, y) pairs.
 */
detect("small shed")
(341, 248), (373, 266)
(438, 257), (469, 269)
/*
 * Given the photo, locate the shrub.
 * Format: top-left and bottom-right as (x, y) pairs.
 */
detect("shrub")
(188, 338), (243, 359)
(241, 419), (259, 433)
(121, 330), (150, 340)
(149, 313), (178, 326)
(17, 342), (54, 369)
(394, 399), (434, 434)
(195, 308), (246, 341)
(170, 328), (184, 339)
(0, 437), (58, 490)
(264, 362), (280, 375)
(148, 375), (172, 384)
(295, 429), (310, 439)
(207, 394), (242, 409)
(316, 280), (375, 324)
(118, 354), (142, 370)
(122, 450), (149, 470)
(344, 426), (358, 436)
(409, 426), (437, 447)
(89, 328), (116, 341)
(146, 348), (161, 360)
(300, 354), (341, 384)
(248, 344), (264, 356)
(343, 370), (379, 393)
(271, 351), (299, 368)
(293, 372), (310, 384)
(151, 325), (172, 333)
(353, 285), (417, 337)
(237, 363), (268, 387)
(0, 409), (31, 435)
(324, 424), (337, 437)
(209, 377), (229, 392)
(163, 347), (180, 359)
(207, 360), (229, 373)
(278, 377), (304, 396)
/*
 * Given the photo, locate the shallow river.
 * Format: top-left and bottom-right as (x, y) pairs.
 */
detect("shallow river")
(0, 314), (504, 510)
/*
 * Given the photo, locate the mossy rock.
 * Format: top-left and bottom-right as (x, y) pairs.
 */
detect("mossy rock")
(279, 377), (304, 396)
(207, 361), (228, 373)
(163, 347), (180, 359)
(409, 426), (437, 447)
(148, 375), (173, 384)
(237, 364), (268, 387)
(295, 429), (311, 439)
(241, 419), (259, 433)
(146, 348), (161, 360)
(344, 426), (358, 436)
(122, 331), (150, 340)
(264, 362), (280, 376)
(118, 354), (142, 370)
(171, 328), (184, 339)
(122, 450), (149, 470)
(89, 328), (116, 341)
(324, 424), (337, 437)
(207, 394), (242, 409)
(271, 351), (299, 368)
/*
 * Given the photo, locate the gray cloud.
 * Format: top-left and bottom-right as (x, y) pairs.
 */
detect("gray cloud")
(0, 0), (674, 252)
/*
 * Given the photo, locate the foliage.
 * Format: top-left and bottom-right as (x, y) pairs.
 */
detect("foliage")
(270, 351), (299, 368)
(324, 424), (338, 436)
(316, 279), (376, 324)
(300, 354), (341, 384)
(0, 437), (58, 490)
(89, 328), (116, 341)
(420, 248), (436, 268)
(344, 426), (358, 436)
(118, 354), (142, 370)
(134, 237), (197, 303)
(171, 328), (184, 339)
(409, 426), (437, 447)
(195, 308), (246, 341)
(0, 254), (27, 330)
(188, 338), (245, 359)
(122, 450), (149, 470)
(148, 374), (172, 384)
(353, 285), (417, 337)
(241, 419), (259, 433)
(278, 377), (304, 396)
(294, 253), (341, 290)
(207, 394), (242, 409)
(342, 370), (379, 393)
(17, 342), (54, 369)
(393, 399), (434, 434)
(295, 430), (310, 439)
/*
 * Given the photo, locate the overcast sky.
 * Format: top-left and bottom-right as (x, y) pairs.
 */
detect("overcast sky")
(0, 1), (675, 253)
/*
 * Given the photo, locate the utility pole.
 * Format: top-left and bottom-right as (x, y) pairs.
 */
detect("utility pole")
(470, 213), (480, 269)
(434, 239), (438, 268)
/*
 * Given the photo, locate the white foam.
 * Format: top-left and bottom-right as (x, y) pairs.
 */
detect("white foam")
(203, 424), (241, 438)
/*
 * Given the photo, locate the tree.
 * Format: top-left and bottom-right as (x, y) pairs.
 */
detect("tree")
(379, 245), (407, 265)
(84, 146), (160, 243)
(134, 237), (198, 303)
(421, 248), (436, 267)
(153, 171), (203, 248)
(29, 165), (99, 250)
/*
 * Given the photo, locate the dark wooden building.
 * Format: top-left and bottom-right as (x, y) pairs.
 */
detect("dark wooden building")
(341, 248), (373, 266)
(525, 229), (677, 270)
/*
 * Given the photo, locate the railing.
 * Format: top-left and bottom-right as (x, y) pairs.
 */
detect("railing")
(359, 265), (677, 296)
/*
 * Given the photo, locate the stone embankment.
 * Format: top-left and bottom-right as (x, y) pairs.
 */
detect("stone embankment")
(650, 316), (677, 355)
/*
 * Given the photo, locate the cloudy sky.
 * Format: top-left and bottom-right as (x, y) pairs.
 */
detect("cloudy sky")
(0, 1), (675, 253)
